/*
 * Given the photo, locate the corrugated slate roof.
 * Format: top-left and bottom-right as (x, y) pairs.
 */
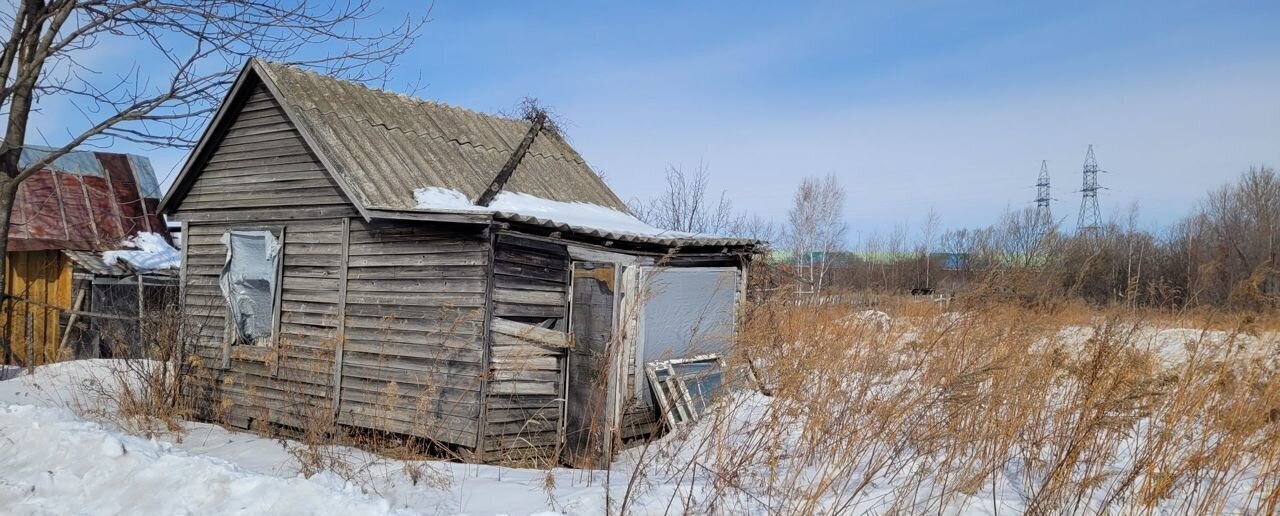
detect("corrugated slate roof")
(164, 60), (757, 249)
(255, 61), (627, 212)
(9, 147), (168, 252)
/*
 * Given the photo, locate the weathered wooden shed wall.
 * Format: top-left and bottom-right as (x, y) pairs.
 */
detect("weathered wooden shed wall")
(482, 233), (571, 460)
(178, 76), (354, 431)
(336, 218), (489, 447)
(177, 77), (489, 449)
(166, 60), (759, 466)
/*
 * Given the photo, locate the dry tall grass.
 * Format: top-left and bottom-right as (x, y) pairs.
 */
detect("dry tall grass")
(619, 296), (1280, 514)
(55, 274), (1280, 514)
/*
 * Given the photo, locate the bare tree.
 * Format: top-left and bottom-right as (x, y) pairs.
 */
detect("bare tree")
(1192, 166), (1280, 307)
(0, 0), (424, 292)
(728, 213), (778, 245)
(785, 173), (847, 296)
(629, 162), (735, 235)
(920, 208), (940, 288)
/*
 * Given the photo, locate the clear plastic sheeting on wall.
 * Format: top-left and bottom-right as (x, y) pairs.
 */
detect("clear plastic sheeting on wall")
(218, 230), (280, 346)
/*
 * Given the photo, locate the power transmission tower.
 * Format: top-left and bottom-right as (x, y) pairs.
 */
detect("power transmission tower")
(1035, 160), (1052, 226)
(1076, 145), (1103, 234)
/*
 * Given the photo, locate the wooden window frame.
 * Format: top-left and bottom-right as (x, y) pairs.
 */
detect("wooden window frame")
(219, 225), (285, 368)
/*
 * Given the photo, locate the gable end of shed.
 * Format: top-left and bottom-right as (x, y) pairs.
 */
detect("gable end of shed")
(161, 65), (359, 220)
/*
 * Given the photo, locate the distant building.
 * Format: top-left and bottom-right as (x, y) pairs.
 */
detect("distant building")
(3, 146), (175, 366)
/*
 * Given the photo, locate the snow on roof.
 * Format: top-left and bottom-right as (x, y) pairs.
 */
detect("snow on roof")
(101, 232), (181, 272)
(414, 187), (730, 243)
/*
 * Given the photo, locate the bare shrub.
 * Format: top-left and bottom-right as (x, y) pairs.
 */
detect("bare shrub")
(612, 290), (1280, 514)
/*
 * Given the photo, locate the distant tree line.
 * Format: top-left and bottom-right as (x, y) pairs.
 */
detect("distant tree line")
(633, 162), (1280, 311)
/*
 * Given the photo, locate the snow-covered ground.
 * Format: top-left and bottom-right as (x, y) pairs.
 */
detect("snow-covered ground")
(0, 361), (723, 515)
(1, 319), (1274, 515)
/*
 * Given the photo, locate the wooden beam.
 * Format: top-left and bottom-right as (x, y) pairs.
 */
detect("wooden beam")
(331, 217), (350, 417)
(269, 226), (287, 377)
(475, 227), (496, 460)
(491, 317), (569, 348)
(474, 113), (545, 207)
(363, 209), (492, 225)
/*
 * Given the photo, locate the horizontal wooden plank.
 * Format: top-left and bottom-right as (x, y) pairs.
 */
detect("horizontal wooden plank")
(347, 253), (486, 267)
(493, 261), (566, 283)
(493, 273), (566, 292)
(487, 381), (558, 396)
(494, 248), (568, 270)
(493, 288), (564, 307)
(491, 343), (564, 359)
(173, 206), (360, 223)
(339, 362), (484, 390)
(490, 318), (568, 348)
(347, 239), (485, 256)
(346, 278), (486, 294)
(345, 292), (484, 307)
(496, 234), (569, 257)
(336, 407), (475, 448)
(345, 265), (486, 280)
(485, 418), (559, 436)
(339, 375), (482, 407)
(343, 327), (482, 351)
(485, 406), (560, 424)
(493, 302), (564, 319)
(491, 357), (559, 371)
(491, 369), (560, 382)
(346, 314), (484, 333)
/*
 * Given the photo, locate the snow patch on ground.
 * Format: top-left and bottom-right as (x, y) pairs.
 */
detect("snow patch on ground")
(0, 404), (410, 516)
(102, 232), (181, 271)
(413, 186), (698, 238)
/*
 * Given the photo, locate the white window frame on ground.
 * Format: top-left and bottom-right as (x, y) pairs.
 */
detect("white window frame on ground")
(645, 354), (730, 427)
(218, 227), (284, 354)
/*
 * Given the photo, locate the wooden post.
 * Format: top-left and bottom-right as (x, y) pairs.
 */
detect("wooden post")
(331, 217), (350, 417)
(25, 312), (34, 375)
(136, 273), (145, 358)
(268, 227), (286, 377)
(57, 288), (87, 355)
(176, 221), (190, 371)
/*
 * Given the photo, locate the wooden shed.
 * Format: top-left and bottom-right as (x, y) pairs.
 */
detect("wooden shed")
(161, 59), (757, 466)
(2, 147), (173, 366)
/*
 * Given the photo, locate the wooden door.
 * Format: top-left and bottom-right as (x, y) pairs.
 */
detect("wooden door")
(563, 262), (616, 468)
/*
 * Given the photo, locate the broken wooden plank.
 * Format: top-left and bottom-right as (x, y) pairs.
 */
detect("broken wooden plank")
(490, 317), (568, 348)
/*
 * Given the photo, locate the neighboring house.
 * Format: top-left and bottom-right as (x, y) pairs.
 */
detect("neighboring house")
(161, 59), (758, 467)
(2, 147), (176, 366)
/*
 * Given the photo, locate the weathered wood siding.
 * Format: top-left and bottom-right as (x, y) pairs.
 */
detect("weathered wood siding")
(174, 81), (355, 223)
(183, 219), (344, 431)
(335, 219), (489, 447)
(177, 76), (353, 431)
(177, 79), (487, 449)
(483, 234), (570, 461)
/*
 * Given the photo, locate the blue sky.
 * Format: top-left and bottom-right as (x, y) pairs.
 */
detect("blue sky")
(40, 1), (1280, 237)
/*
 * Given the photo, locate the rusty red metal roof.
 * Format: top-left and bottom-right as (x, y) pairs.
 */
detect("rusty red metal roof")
(8, 146), (169, 252)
